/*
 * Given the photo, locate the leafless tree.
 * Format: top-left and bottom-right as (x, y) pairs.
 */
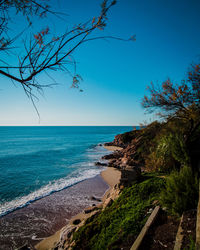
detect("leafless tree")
(142, 64), (200, 142)
(0, 0), (134, 109)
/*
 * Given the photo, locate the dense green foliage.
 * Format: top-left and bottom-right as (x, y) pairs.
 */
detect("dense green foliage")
(72, 175), (165, 250)
(135, 121), (163, 162)
(160, 166), (199, 216)
(146, 130), (191, 172)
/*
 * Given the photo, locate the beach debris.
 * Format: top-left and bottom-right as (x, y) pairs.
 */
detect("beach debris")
(91, 196), (102, 202)
(72, 219), (81, 225)
(84, 206), (99, 214)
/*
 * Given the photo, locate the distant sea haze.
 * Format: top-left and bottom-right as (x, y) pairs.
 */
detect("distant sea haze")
(0, 126), (132, 217)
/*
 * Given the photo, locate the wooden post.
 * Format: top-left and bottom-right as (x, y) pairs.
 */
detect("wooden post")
(174, 215), (184, 250)
(130, 206), (160, 250)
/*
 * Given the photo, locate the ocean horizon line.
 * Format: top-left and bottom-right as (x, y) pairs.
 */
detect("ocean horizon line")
(0, 125), (136, 127)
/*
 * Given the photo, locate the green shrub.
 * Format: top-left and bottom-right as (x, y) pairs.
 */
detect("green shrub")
(160, 166), (199, 216)
(145, 132), (191, 173)
(120, 130), (138, 144)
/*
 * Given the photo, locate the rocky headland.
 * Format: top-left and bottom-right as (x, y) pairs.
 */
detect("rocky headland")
(103, 130), (143, 188)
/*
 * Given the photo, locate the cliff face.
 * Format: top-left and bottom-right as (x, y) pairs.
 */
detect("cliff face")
(104, 129), (139, 148)
(103, 130), (143, 188)
(103, 122), (164, 174)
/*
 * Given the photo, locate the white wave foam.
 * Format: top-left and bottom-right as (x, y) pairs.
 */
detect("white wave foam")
(0, 168), (101, 217)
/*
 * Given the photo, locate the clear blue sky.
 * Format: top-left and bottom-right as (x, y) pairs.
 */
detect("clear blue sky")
(0, 0), (200, 125)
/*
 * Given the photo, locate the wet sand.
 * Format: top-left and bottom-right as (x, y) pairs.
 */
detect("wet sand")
(0, 175), (109, 249)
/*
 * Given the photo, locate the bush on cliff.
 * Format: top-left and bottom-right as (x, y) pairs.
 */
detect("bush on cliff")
(160, 165), (199, 216)
(72, 175), (165, 250)
(145, 131), (190, 173)
(118, 130), (138, 145)
(142, 63), (200, 174)
(122, 121), (163, 166)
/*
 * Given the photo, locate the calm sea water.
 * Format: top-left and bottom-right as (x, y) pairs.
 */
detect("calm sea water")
(0, 126), (132, 217)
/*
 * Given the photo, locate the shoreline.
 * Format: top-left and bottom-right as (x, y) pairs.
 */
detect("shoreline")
(0, 173), (109, 249)
(35, 166), (121, 250)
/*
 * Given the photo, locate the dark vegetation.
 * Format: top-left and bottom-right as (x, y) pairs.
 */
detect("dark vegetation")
(160, 166), (198, 216)
(181, 210), (197, 250)
(72, 63), (200, 249)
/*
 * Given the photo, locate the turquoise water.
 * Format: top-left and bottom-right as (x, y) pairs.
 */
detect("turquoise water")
(0, 126), (132, 217)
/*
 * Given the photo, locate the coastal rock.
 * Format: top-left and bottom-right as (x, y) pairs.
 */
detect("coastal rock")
(104, 142), (114, 147)
(102, 151), (122, 160)
(104, 137), (124, 147)
(84, 206), (98, 214)
(120, 166), (141, 186)
(91, 196), (102, 202)
(102, 153), (115, 160)
(52, 225), (77, 250)
(103, 138), (141, 170)
(95, 161), (107, 167)
(106, 198), (113, 207)
(120, 156), (137, 166)
(103, 186), (120, 209)
(104, 130), (138, 148)
(107, 159), (117, 167)
(72, 219), (81, 225)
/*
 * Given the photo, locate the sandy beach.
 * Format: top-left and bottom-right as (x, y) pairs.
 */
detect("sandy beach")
(103, 145), (123, 151)
(36, 167), (121, 250)
(0, 174), (109, 249)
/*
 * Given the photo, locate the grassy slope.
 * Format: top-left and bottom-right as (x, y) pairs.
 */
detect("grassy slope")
(72, 174), (165, 250)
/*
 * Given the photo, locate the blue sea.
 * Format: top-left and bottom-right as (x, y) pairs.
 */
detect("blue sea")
(0, 126), (132, 218)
